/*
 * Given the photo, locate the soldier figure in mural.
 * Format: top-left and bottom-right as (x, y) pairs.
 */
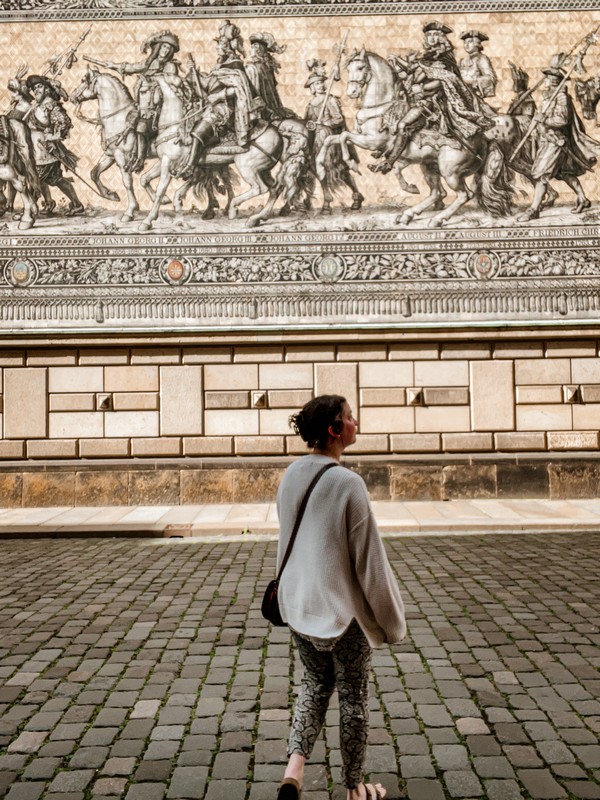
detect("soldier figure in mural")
(305, 59), (364, 211)
(101, 30), (181, 172)
(370, 21), (490, 175)
(246, 32), (287, 121)
(177, 21), (263, 179)
(517, 65), (600, 221)
(25, 74), (84, 215)
(458, 30), (498, 98)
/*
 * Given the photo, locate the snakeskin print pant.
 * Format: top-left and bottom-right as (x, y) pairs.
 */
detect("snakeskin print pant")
(288, 620), (372, 788)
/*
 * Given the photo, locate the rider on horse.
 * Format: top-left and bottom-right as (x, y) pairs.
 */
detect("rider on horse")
(177, 22), (264, 179)
(102, 30), (182, 172)
(371, 21), (491, 174)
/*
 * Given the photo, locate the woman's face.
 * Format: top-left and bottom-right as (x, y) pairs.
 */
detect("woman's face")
(339, 402), (358, 448)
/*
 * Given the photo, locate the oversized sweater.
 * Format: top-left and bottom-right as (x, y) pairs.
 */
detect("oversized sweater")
(276, 454), (406, 648)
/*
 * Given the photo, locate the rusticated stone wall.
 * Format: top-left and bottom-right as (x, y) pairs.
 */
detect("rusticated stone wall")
(2, 334), (600, 462)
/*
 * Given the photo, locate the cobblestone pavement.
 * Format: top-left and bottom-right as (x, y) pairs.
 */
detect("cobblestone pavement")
(0, 533), (599, 800)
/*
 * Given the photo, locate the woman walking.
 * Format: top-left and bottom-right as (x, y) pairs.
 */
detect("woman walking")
(275, 395), (406, 800)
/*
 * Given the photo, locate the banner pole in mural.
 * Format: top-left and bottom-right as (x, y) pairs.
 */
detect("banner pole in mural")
(510, 23), (600, 162)
(307, 29), (348, 131)
(44, 25), (92, 77)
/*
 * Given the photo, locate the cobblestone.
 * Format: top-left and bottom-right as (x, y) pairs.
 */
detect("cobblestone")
(0, 533), (599, 799)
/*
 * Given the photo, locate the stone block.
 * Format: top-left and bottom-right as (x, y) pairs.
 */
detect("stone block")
(0, 350), (24, 367)
(471, 361), (514, 431)
(580, 384), (600, 403)
(285, 346), (335, 362)
(204, 364), (258, 391)
(235, 436), (285, 455)
(358, 361), (413, 388)
(233, 469), (284, 503)
(285, 435), (308, 455)
(570, 357), (600, 383)
(415, 360), (469, 386)
(205, 392), (249, 409)
(131, 438), (182, 457)
(130, 348), (180, 364)
(4, 368), (47, 439)
(415, 407), (470, 433)
(113, 393), (159, 411)
(0, 473), (22, 506)
(258, 409), (296, 435)
(79, 439), (129, 457)
(493, 342), (544, 359)
(442, 433), (493, 452)
(180, 470), (234, 503)
(160, 366), (203, 436)
(315, 363), (358, 414)
(27, 349), (76, 365)
(545, 340), (597, 357)
(27, 440), (78, 459)
(183, 437), (233, 456)
(337, 345), (387, 361)
(348, 464), (390, 499)
(105, 366), (159, 393)
(182, 347), (232, 363)
(350, 434), (389, 453)
(78, 348), (129, 365)
(391, 465), (443, 501)
(22, 472), (76, 507)
(516, 386), (563, 404)
(547, 431), (599, 450)
(497, 464), (550, 498)
(48, 367), (103, 393)
(514, 358), (570, 385)
(441, 343), (491, 359)
(494, 432), (546, 451)
(267, 390), (312, 408)
(391, 433), (441, 453)
(75, 471), (129, 506)
(0, 441), (25, 459)
(129, 471), (180, 505)
(360, 388), (406, 406)
(424, 388), (469, 406)
(205, 410), (258, 436)
(259, 363), (313, 390)
(234, 346), (283, 363)
(105, 412), (159, 438)
(549, 462), (600, 499)
(442, 465), (496, 499)
(572, 404), (600, 429)
(360, 407), (414, 433)
(389, 344), (439, 360)
(516, 406), (572, 431)
(49, 413), (103, 439)
(49, 394), (96, 412)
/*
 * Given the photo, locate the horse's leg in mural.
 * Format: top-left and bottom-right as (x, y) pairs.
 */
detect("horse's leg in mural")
(139, 158), (172, 231)
(140, 161), (171, 206)
(113, 149), (140, 222)
(0, 165), (36, 229)
(427, 147), (477, 228)
(90, 152), (121, 203)
(396, 158), (445, 225)
(229, 151), (272, 221)
(173, 178), (192, 215)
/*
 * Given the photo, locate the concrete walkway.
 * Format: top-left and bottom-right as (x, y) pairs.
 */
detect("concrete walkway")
(1, 498), (600, 537)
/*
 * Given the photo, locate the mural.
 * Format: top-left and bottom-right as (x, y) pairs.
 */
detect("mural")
(0, 1), (600, 329)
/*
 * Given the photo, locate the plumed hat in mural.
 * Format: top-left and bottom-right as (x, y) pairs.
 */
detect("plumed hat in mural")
(249, 32), (286, 54)
(142, 30), (180, 54)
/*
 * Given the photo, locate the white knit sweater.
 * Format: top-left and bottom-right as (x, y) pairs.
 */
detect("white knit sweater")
(276, 454), (406, 648)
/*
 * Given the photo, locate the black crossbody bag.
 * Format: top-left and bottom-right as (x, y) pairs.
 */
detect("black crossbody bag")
(261, 462), (337, 626)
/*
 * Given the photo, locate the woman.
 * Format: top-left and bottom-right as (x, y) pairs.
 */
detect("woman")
(276, 395), (406, 800)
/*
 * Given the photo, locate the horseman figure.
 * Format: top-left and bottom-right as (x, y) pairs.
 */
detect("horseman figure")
(246, 32), (288, 121)
(102, 29), (181, 172)
(178, 21), (263, 179)
(371, 20), (491, 174)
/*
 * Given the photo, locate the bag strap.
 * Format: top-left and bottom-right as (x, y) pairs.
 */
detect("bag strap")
(277, 462), (337, 581)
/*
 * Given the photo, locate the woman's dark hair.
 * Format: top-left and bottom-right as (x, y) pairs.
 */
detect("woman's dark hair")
(289, 394), (346, 449)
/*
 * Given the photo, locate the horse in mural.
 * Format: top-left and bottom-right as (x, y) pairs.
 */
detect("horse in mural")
(317, 49), (520, 227)
(71, 67), (283, 230)
(0, 116), (39, 230)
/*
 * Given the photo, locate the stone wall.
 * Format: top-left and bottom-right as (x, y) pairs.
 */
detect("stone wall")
(2, 333), (600, 460)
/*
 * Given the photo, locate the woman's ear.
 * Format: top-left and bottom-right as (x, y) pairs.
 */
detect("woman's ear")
(329, 420), (343, 437)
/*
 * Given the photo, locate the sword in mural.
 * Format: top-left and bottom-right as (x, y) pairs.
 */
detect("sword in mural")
(306, 29), (348, 132)
(510, 23), (600, 162)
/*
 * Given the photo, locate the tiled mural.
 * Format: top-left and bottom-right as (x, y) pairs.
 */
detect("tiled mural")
(0, 1), (600, 328)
